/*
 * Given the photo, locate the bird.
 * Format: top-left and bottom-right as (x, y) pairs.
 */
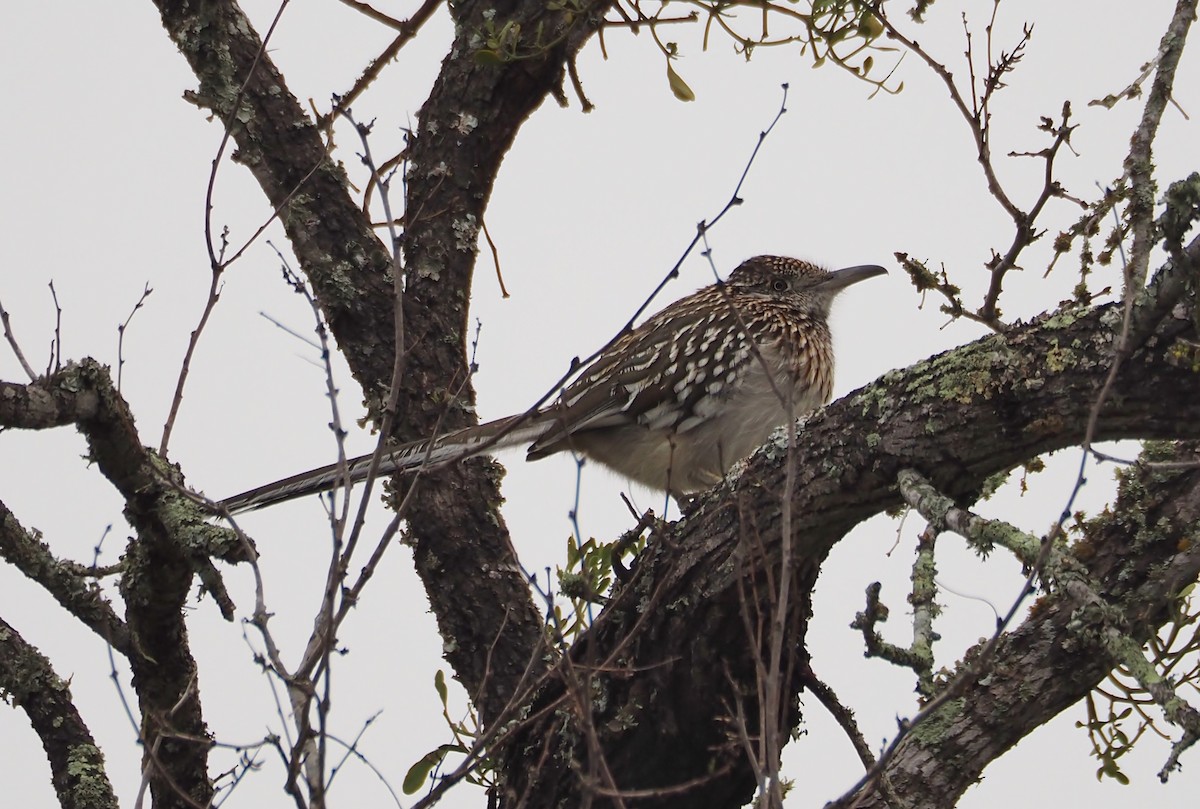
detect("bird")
(219, 256), (886, 513)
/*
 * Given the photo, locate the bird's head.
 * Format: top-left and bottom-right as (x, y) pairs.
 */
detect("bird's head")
(727, 255), (888, 317)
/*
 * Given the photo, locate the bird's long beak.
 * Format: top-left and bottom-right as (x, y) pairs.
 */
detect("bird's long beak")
(820, 264), (888, 292)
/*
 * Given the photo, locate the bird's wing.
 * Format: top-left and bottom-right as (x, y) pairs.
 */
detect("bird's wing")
(527, 298), (749, 458)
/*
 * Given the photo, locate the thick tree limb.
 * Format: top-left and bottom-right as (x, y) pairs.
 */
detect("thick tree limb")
(0, 616), (118, 809)
(0, 375), (100, 428)
(65, 358), (228, 807)
(0, 499), (130, 654)
(846, 444), (1200, 807)
(150, 0), (617, 724)
(2, 358), (245, 807)
(391, 0), (617, 723)
(499, 295), (1200, 807)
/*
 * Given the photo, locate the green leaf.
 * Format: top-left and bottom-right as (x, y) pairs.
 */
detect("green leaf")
(434, 670), (448, 707)
(403, 745), (460, 794)
(859, 13), (885, 41)
(666, 63), (696, 102)
(1097, 755), (1130, 785)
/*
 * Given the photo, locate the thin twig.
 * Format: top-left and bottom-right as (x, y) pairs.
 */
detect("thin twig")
(161, 0), (298, 456)
(481, 216), (509, 298)
(322, 0), (444, 125)
(0, 292), (37, 380)
(335, 0), (405, 29)
(877, 4), (1076, 328)
(1122, 0), (1196, 292)
(47, 280), (62, 375)
(117, 283), (153, 393)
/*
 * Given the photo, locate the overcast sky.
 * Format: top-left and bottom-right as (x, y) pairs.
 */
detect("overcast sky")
(2, 2), (1198, 807)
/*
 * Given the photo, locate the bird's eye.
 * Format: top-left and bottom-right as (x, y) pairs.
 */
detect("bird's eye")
(771, 278), (790, 292)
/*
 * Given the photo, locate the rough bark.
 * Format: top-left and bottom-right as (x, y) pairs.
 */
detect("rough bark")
(5, 2), (1178, 807)
(498, 298), (1200, 807)
(0, 499), (130, 656)
(9, 358), (249, 807)
(0, 616), (118, 809)
(846, 450), (1200, 807)
(153, 0), (398, 391)
(398, 0), (615, 723)
(0, 356), (243, 807)
(150, 0), (616, 725)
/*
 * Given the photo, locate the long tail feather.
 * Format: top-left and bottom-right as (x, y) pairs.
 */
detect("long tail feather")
(218, 414), (550, 513)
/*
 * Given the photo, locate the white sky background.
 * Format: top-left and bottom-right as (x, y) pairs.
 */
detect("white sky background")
(1, 1), (1198, 807)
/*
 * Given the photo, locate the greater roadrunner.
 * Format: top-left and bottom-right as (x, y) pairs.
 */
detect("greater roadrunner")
(220, 256), (885, 512)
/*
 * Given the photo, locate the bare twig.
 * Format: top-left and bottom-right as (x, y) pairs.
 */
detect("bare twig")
(321, 0), (444, 125)
(117, 283), (153, 393)
(1090, 56), (1159, 110)
(161, 0), (309, 457)
(0, 292), (37, 380)
(878, 5), (1081, 327)
(335, 0), (405, 29)
(47, 280), (62, 375)
(331, 109), (409, 569)
(801, 668), (876, 771)
(760, 385), (798, 807)
(1122, 0), (1197, 293)
(480, 216), (509, 298)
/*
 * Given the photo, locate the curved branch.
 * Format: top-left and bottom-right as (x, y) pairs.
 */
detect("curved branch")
(151, 0), (619, 727)
(0, 615), (118, 809)
(500, 292), (1200, 807)
(0, 500), (130, 655)
(847, 445), (1200, 807)
(3, 358), (243, 807)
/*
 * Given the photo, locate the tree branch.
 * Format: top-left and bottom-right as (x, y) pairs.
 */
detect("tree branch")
(1122, 0), (1197, 291)
(0, 615), (118, 809)
(846, 443), (1200, 806)
(150, 0), (620, 727)
(3, 357), (246, 807)
(152, 0), (397, 391)
(0, 499), (130, 654)
(501, 293), (1200, 807)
